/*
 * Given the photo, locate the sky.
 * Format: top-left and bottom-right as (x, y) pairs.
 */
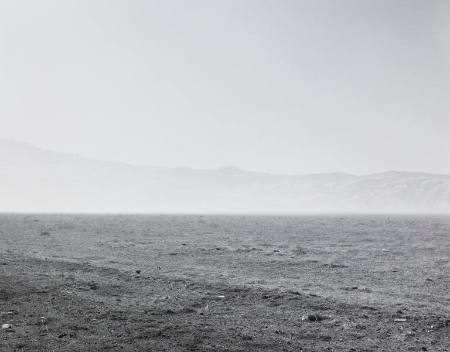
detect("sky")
(0, 0), (449, 175)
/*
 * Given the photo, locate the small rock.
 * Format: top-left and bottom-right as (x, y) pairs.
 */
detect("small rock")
(302, 314), (326, 322)
(40, 231), (50, 236)
(1, 323), (11, 330)
(394, 318), (407, 322)
(88, 282), (98, 290)
(0, 312), (14, 316)
(135, 270), (141, 274)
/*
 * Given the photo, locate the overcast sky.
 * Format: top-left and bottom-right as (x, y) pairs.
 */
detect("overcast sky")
(0, 0), (449, 175)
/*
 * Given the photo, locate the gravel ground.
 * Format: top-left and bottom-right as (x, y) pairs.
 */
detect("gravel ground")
(0, 214), (449, 351)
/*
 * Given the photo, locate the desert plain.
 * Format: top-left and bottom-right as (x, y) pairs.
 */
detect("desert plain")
(0, 214), (449, 351)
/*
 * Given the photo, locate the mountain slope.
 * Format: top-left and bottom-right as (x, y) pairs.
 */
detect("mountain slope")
(0, 140), (449, 213)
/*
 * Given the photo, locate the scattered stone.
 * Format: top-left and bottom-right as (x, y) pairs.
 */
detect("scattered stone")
(40, 316), (55, 324)
(342, 286), (359, 291)
(181, 307), (196, 314)
(1, 323), (11, 330)
(302, 314), (326, 322)
(287, 290), (301, 296)
(0, 311), (14, 316)
(394, 318), (407, 322)
(88, 282), (98, 290)
(328, 263), (348, 268)
(135, 270), (141, 274)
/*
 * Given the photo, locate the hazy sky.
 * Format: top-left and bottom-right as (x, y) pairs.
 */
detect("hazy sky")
(0, 0), (449, 175)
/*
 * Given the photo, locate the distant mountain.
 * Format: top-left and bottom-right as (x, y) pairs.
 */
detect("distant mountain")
(0, 140), (449, 213)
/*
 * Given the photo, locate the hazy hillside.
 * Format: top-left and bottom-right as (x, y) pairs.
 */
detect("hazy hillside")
(0, 140), (449, 213)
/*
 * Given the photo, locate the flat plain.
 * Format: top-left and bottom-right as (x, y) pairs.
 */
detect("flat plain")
(0, 214), (449, 351)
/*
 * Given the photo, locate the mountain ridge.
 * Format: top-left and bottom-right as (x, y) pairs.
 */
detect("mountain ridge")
(1, 139), (448, 178)
(0, 139), (449, 213)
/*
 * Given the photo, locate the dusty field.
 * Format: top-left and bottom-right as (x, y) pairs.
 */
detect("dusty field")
(0, 214), (449, 351)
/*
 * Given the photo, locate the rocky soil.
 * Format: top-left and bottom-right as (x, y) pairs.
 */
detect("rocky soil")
(1, 214), (449, 351)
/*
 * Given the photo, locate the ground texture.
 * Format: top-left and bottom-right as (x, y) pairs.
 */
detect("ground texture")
(0, 215), (449, 351)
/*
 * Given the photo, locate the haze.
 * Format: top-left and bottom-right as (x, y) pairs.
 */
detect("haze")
(0, 0), (449, 175)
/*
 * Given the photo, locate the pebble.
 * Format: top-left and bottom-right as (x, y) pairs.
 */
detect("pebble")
(0, 312), (13, 316)
(302, 314), (326, 322)
(88, 282), (98, 290)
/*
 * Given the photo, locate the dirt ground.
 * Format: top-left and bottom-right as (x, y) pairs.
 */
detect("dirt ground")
(0, 214), (449, 351)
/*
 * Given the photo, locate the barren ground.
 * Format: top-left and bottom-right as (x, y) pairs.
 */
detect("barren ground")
(0, 214), (449, 351)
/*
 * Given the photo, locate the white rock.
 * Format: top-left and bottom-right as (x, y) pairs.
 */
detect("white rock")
(1, 323), (11, 329)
